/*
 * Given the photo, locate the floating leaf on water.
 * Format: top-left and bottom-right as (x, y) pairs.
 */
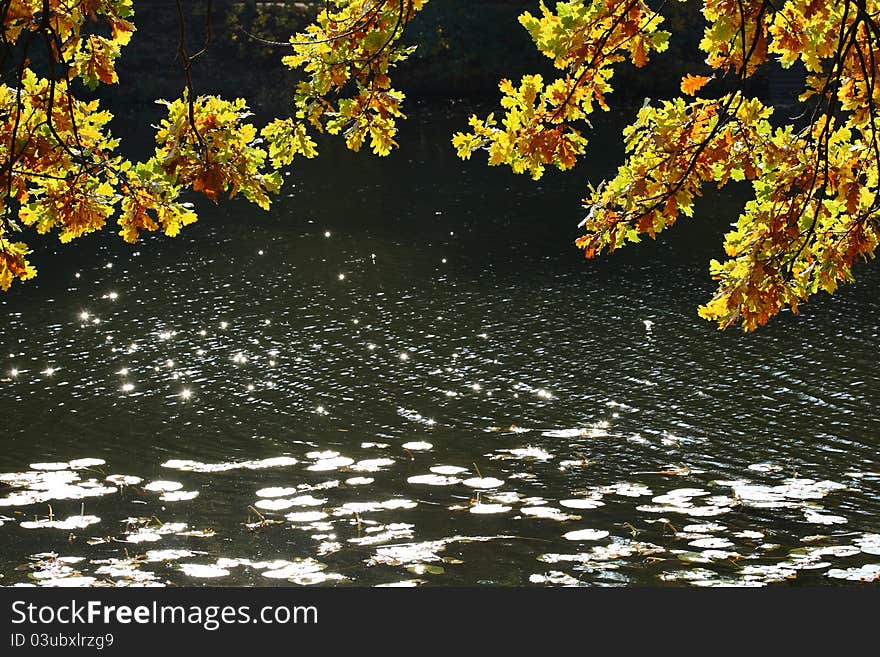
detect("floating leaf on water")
(738, 564), (798, 583)
(361, 442), (390, 449)
(374, 579), (425, 587)
(734, 530), (765, 539)
(784, 558), (832, 571)
(306, 457), (355, 472)
(256, 487), (299, 498)
(521, 507), (580, 522)
(759, 543), (783, 551)
(316, 541), (343, 557)
(461, 477), (504, 489)
(812, 545), (861, 558)
(407, 474), (461, 486)
(563, 529), (610, 541)
(406, 564), (445, 576)
(430, 465), (468, 475)
(487, 491), (521, 504)
(803, 511), (848, 525)
(855, 534), (880, 556)
(684, 506), (732, 518)
(368, 541), (445, 566)
(306, 451), (339, 460)
(826, 565), (880, 582)
(651, 495), (694, 506)
(748, 463), (783, 473)
(469, 503), (511, 515)
(349, 524), (415, 546)
(160, 490), (199, 502)
(559, 499), (605, 510)
(289, 495), (327, 507)
(162, 457), (298, 473)
(337, 502), (383, 514)
(602, 483), (652, 498)
(35, 576), (99, 587)
(345, 477), (374, 485)
(667, 488), (711, 498)
(538, 552), (592, 564)
(30, 463), (70, 471)
(497, 447), (552, 461)
(254, 498), (296, 511)
(351, 458), (396, 472)
(541, 429), (588, 438)
(93, 558), (158, 582)
(263, 559), (326, 579)
(301, 480), (340, 492)
(291, 572), (347, 585)
(243, 457), (299, 470)
(683, 523), (727, 533)
(20, 515), (101, 530)
(285, 511), (329, 523)
(659, 568), (718, 583)
(68, 458), (106, 469)
(381, 499), (417, 510)
(144, 549), (196, 562)
(401, 441), (433, 451)
(179, 563), (230, 578)
(144, 480), (183, 493)
(529, 571), (582, 585)
(125, 531), (162, 543)
(106, 475), (142, 486)
(689, 537), (734, 549)
(558, 459), (591, 470)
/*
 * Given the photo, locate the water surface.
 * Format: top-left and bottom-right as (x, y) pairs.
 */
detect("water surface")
(1, 103), (878, 587)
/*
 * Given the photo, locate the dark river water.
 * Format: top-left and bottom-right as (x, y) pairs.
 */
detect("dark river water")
(1, 102), (878, 587)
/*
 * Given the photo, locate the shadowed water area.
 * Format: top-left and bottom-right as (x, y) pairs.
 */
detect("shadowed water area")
(1, 104), (878, 587)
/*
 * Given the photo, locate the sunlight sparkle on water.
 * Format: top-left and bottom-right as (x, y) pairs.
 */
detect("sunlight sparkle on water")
(121, 383), (134, 392)
(180, 389), (192, 400)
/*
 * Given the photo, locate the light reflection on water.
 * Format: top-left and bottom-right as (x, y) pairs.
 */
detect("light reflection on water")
(0, 103), (878, 587)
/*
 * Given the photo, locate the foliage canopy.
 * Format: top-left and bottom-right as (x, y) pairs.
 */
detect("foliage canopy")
(1, 0), (878, 330)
